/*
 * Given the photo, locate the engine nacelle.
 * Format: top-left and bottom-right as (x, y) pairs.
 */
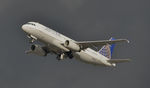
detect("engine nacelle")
(28, 44), (47, 56)
(64, 40), (81, 52)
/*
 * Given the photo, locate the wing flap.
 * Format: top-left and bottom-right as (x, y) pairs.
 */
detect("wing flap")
(107, 59), (131, 63)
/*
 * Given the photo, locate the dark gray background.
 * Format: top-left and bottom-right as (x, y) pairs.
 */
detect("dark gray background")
(0, 0), (149, 88)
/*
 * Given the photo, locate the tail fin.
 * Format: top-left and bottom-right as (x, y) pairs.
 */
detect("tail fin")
(98, 37), (116, 59)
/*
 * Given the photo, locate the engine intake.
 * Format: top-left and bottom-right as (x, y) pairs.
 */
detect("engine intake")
(29, 44), (47, 56)
(64, 40), (81, 52)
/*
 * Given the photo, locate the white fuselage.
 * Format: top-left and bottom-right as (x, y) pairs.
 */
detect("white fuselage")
(22, 22), (114, 66)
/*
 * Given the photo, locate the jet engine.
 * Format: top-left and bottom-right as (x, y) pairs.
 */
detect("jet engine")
(26, 44), (47, 56)
(64, 40), (81, 52)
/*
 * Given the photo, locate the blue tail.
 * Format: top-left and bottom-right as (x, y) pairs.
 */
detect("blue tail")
(98, 37), (116, 59)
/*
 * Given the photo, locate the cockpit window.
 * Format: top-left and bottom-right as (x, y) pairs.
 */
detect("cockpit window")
(27, 23), (36, 26)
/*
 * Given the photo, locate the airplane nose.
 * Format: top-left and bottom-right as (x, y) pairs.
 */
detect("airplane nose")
(22, 24), (27, 31)
(21, 24), (34, 33)
(22, 24), (30, 33)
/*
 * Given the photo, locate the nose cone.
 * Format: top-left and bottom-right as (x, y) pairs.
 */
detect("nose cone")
(22, 24), (31, 34)
(22, 24), (27, 31)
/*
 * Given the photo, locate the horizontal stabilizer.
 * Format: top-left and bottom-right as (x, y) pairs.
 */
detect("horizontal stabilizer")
(107, 59), (131, 63)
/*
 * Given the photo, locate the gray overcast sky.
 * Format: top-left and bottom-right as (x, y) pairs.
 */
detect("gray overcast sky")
(0, 0), (149, 88)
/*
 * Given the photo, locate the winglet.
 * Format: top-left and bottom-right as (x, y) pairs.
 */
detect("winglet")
(124, 39), (130, 43)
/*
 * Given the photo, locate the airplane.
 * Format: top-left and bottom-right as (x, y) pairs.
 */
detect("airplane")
(21, 22), (130, 67)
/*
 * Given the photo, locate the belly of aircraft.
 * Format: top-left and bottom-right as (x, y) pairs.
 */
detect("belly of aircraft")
(73, 50), (104, 65)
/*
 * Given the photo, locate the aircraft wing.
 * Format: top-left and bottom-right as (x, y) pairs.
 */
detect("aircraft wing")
(76, 39), (129, 49)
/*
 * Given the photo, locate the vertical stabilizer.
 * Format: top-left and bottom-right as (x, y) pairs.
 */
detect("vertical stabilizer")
(98, 37), (116, 59)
